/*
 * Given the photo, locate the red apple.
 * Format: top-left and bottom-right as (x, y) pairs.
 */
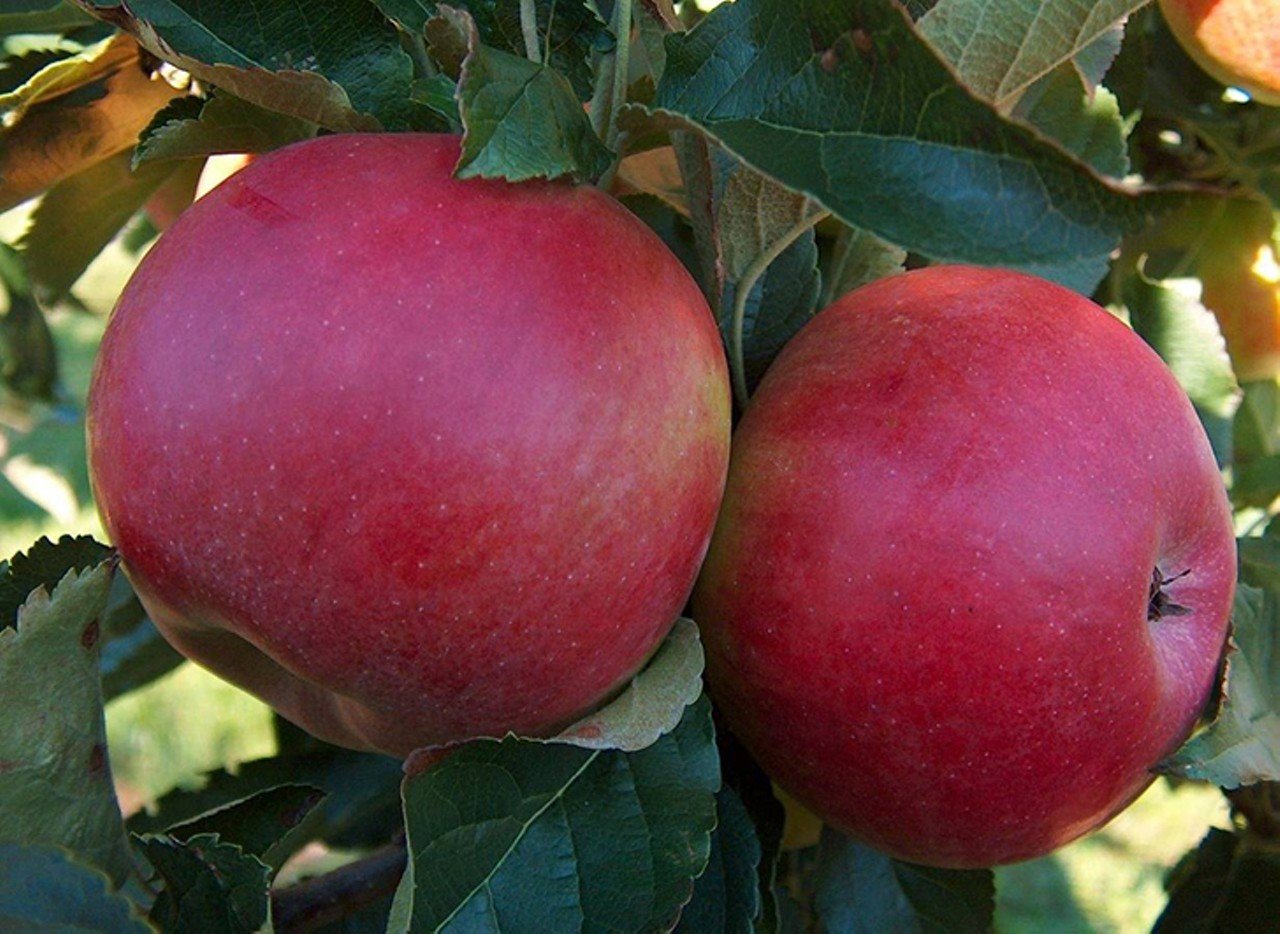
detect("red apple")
(1159, 0), (1280, 105)
(88, 133), (730, 756)
(693, 266), (1235, 867)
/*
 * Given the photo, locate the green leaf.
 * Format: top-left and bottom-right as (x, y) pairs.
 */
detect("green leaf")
(1159, 584), (1280, 788)
(76, 0), (414, 131)
(653, 0), (1158, 294)
(100, 572), (184, 701)
(1155, 828), (1280, 932)
(437, 6), (612, 182)
(129, 748), (404, 855)
(674, 785), (762, 933)
(554, 617), (705, 752)
(717, 729), (787, 933)
(1122, 272), (1242, 469)
(0, 245), (58, 403)
(1236, 381), (1280, 476)
(372, 0), (435, 31)
(1012, 64), (1128, 178)
(1240, 536), (1280, 595)
(0, 534), (110, 632)
(164, 783), (326, 871)
(916, 0), (1142, 108)
(0, 34), (180, 213)
(397, 695), (719, 932)
(19, 149), (175, 302)
(0, 844), (148, 932)
(724, 225), (821, 394)
(814, 829), (996, 932)
(410, 74), (461, 127)
(0, 1), (97, 35)
(133, 91), (317, 167)
(0, 33), (113, 125)
(0, 559), (132, 885)
(821, 223), (907, 307)
(138, 833), (272, 934)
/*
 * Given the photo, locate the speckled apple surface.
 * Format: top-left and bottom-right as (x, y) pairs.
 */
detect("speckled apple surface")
(693, 266), (1235, 867)
(88, 133), (730, 756)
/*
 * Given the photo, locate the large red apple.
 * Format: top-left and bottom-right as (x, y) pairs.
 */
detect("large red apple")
(693, 266), (1235, 867)
(88, 133), (730, 756)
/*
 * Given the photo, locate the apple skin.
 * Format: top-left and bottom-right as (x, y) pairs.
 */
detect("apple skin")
(692, 266), (1235, 868)
(88, 133), (730, 757)
(1159, 0), (1280, 105)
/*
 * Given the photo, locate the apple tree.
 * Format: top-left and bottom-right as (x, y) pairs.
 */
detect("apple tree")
(2, 0), (1280, 931)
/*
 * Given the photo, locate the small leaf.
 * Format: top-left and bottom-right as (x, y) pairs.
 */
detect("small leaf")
(1012, 64), (1129, 178)
(439, 6), (613, 182)
(0, 34), (114, 125)
(822, 223), (907, 306)
(1159, 584), (1280, 788)
(674, 785), (762, 933)
(0, 534), (110, 632)
(133, 91), (317, 167)
(554, 618), (704, 751)
(397, 695), (719, 932)
(917, 0), (1143, 108)
(814, 828), (996, 933)
(410, 74), (461, 128)
(138, 833), (272, 934)
(1122, 272), (1242, 469)
(0, 844), (148, 932)
(129, 748), (404, 855)
(1155, 827), (1280, 932)
(164, 783), (326, 869)
(20, 150), (176, 302)
(0, 559), (132, 885)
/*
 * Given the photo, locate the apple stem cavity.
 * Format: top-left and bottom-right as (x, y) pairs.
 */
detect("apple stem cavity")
(1149, 567), (1193, 622)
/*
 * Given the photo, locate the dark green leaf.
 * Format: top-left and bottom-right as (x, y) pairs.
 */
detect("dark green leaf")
(653, 0), (1161, 293)
(133, 91), (317, 167)
(129, 748), (404, 855)
(620, 193), (699, 280)
(437, 6), (612, 181)
(0, 844), (148, 932)
(814, 828), (996, 933)
(410, 73), (461, 127)
(397, 695), (719, 932)
(1155, 827), (1280, 933)
(76, 0), (414, 130)
(1123, 272), (1242, 469)
(1159, 584), (1280, 787)
(372, 0), (435, 31)
(675, 785), (762, 933)
(916, 0), (1142, 108)
(0, 244), (58, 402)
(723, 225), (821, 394)
(0, 559), (132, 885)
(138, 833), (272, 934)
(20, 149), (175, 301)
(164, 783), (326, 870)
(1012, 64), (1129, 178)
(0, 1), (97, 35)
(0, 533), (110, 630)
(717, 727), (787, 933)
(1240, 536), (1280, 594)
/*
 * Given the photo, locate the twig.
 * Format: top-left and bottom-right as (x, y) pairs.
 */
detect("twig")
(271, 842), (407, 933)
(520, 0), (541, 63)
